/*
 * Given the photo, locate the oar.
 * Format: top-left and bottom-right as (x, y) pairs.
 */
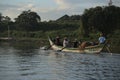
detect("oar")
(45, 44), (54, 50)
(105, 46), (112, 55)
(57, 47), (66, 52)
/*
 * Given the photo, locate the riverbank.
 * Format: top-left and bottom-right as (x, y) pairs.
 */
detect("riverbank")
(0, 37), (120, 53)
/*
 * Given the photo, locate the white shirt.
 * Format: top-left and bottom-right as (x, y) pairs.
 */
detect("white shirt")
(63, 39), (68, 47)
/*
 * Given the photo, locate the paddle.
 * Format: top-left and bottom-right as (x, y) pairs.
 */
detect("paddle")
(45, 44), (54, 50)
(57, 47), (66, 52)
(105, 45), (112, 55)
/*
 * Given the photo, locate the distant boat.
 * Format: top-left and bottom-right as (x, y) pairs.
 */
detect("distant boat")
(0, 37), (13, 40)
(48, 37), (106, 54)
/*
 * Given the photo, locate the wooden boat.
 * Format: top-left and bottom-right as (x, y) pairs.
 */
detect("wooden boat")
(48, 37), (106, 54)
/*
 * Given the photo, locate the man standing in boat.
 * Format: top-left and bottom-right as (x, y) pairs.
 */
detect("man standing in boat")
(98, 33), (106, 44)
(79, 33), (106, 50)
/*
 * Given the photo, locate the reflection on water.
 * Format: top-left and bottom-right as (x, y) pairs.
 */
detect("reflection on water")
(0, 41), (120, 80)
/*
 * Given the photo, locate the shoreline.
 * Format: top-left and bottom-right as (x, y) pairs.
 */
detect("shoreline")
(0, 37), (119, 53)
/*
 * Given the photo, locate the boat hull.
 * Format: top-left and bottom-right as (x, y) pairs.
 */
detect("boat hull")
(48, 37), (104, 54)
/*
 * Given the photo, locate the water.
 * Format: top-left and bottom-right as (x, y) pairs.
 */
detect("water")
(0, 42), (120, 80)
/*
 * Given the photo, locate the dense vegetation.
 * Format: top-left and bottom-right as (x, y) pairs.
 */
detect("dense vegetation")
(0, 6), (120, 53)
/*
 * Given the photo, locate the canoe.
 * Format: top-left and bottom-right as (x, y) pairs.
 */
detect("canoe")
(48, 37), (105, 54)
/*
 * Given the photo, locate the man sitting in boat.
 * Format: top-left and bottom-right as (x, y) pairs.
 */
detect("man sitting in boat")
(72, 39), (79, 48)
(63, 37), (69, 47)
(79, 41), (92, 50)
(53, 36), (62, 46)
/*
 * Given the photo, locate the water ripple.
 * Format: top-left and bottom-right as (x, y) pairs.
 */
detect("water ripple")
(0, 47), (120, 80)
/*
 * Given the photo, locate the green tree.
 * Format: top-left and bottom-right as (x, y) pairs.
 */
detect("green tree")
(78, 19), (85, 38)
(15, 10), (41, 31)
(2, 16), (11, 23)
(82, 6), (120, 35)
(0, 14), (12, 32)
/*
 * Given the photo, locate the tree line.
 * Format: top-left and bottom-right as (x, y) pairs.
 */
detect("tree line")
(0, 6), (120, 38)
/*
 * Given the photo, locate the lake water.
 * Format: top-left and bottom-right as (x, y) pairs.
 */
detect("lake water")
(0, 41), (120, 80)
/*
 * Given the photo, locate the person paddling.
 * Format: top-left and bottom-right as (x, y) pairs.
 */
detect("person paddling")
(59, 37), (69, 51)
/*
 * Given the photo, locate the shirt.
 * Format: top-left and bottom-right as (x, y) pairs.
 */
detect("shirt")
(63, 39), (68, 47)
(99, 36), (106, 44)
